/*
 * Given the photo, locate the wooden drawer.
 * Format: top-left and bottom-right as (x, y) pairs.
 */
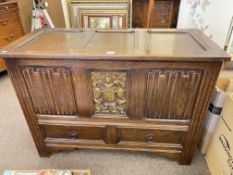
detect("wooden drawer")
(0, 3), (17, 13)
(0, 25), (24, 47)
(119, 127), (185, 144)
(0, 11), (21, 29)
(43, 125), (104, 141)
(43, 123), (185, 145)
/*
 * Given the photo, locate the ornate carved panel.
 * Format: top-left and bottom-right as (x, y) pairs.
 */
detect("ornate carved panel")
(21, 67), (77, 115)
(145, 70), (202, 120)
(90, 71), (127, 115)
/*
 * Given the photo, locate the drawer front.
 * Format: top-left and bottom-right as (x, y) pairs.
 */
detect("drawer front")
(0, 3), (17, 13)
(42, 123), (185, 145)
(119, 127), (185, 144)
(43, 125), (104, 141)
(0, 11), (21, 28)
(0, 25), (24, 47)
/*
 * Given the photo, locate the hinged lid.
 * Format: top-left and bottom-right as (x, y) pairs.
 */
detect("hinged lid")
(0, 28), (230, 62)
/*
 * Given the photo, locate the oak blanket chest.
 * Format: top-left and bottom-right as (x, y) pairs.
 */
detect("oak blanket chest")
(0, 28), (230, 165)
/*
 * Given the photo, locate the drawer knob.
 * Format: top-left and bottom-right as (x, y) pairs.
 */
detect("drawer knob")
(0, 18), (9, 25)
(69, 131), (79, 139)
(147, 134), (154, 143)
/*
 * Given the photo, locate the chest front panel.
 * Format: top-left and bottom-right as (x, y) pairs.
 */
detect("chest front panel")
(19, 60), (205, 122)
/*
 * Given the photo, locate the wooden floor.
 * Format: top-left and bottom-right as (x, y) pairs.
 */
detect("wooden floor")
(0, 74), (211, 175)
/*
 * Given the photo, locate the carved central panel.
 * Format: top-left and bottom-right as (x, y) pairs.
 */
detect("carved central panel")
(91, 71), (127, 115)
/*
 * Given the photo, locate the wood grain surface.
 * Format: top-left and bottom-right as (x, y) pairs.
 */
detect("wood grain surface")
(1, 28), (230, 165)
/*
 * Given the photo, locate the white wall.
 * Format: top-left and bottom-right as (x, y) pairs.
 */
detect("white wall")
(177, 0), (233, 49)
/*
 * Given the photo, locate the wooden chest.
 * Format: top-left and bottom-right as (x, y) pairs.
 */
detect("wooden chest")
(0, 0), (24, 72)
(0, 28), (230, 165)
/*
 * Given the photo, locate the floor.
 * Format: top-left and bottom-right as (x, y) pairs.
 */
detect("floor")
(0, 74), (211, 175)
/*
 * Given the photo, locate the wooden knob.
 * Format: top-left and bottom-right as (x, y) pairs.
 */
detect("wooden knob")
(69, 131), (78, 139)
(147, 134), (154, 143)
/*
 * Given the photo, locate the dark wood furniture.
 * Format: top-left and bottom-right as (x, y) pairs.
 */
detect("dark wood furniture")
(0, 28), (230, 165)
(0, 0), (24, 72)
(133, 0), (180, 28)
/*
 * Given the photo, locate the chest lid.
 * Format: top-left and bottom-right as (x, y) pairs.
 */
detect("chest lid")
(0, 28), (230, 62)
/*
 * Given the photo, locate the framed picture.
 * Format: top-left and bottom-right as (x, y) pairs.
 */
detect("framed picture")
(81, 14), (125, 29)
(88, 16), (112, 29)
(69, 0), (130, 29)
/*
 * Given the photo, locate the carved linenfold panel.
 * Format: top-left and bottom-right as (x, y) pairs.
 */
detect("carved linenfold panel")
(21, 67), (77, 115)
(145, 70), (202, 120)
(91, 71), (127, 115)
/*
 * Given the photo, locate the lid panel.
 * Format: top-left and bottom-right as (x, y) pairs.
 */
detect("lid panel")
(16, 30), (84, 54)
(83, 30), (136, 53)
(147, 31), (207, 55)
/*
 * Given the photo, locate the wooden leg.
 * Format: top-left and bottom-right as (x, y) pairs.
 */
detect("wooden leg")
(38, 151), (51, 157)
(179, 159), (192, 165)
